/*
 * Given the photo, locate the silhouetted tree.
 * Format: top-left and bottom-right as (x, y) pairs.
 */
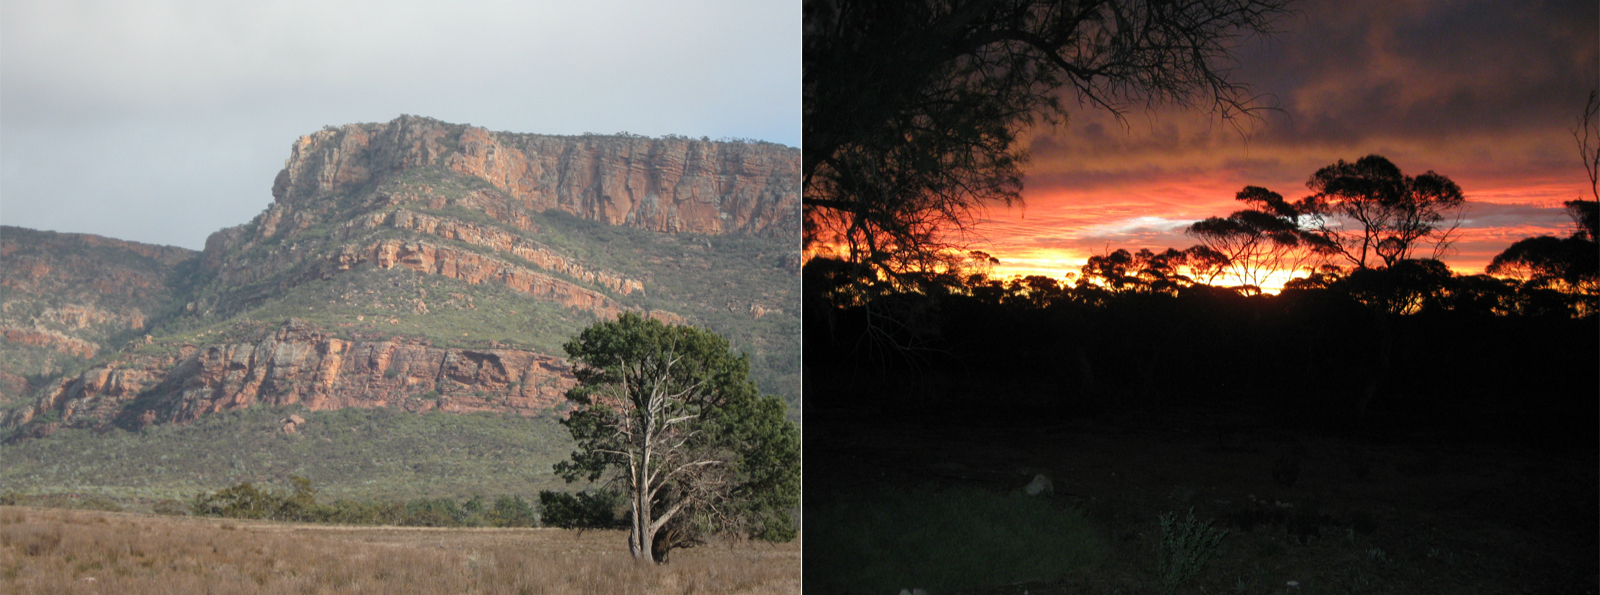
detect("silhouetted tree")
(1437, 274), (1521, 317)
(1574, 90), (1598, 204)
(1182, 245), (1232, 286)
(1281, 264), (1344, 292)
(1486, 101), (1599, 314)
(1302, 155), (1466, 269)
(1187, 186), (1332, 290)
(1487, 234), (1598, 316)
(1340, 258), (1455, 316)
(1009, 275), (1066, 308)
(804, 0), (1292, 289)
(1480, 89), (1600, 316)
(1079, 248), (1194, 295)
(1567, 199), (1599, 242)
(1079, 249), (1143, 293)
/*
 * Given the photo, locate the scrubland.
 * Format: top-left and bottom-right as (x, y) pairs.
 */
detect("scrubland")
(0, 506), (798, 595)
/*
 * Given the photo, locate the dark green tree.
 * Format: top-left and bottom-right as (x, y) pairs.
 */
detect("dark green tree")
(537, 489), (626, 530)
(554, 313), (800, 564)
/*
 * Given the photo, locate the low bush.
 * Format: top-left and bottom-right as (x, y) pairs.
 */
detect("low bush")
(487, 495), (538, 527)
(187, 477), (547, 528)
(152, 499), (190, 516)
(538, 489), (627, 530)
(1156, 507), (1230, 595)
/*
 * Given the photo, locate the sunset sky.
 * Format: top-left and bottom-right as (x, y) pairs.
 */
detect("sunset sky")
(970, 0), (1598, 284)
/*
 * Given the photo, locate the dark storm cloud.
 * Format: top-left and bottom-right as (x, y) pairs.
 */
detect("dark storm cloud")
(1, 0), (799, 249)
(1249, 0), (1597, 147)
(1021, 0), (1596, 168)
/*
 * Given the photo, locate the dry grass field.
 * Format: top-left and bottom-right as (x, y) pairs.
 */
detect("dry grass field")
(0, 506), (799, 595)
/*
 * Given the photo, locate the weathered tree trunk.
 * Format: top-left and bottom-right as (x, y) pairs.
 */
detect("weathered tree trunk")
(651, 524), (682, 563)
(630, 476), (655, 562)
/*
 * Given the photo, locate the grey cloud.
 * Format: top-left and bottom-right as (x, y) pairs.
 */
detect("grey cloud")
(1248, 0), (1597, 146)
(1024, 0), (1596, 182)
(1, 0), (798, 249)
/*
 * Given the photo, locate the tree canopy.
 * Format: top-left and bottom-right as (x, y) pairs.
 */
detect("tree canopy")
(555, 313), (800, 563)
(1302, 155), (1466, 270)
(1187, 185), (1332, 290)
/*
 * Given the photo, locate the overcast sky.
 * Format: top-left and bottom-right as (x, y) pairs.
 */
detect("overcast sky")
(974, 0), (1598, 278)
(1, 0), (798, 250)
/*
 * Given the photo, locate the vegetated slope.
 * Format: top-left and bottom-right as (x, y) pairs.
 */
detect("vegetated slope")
(1, 404), (575, 502)
(0, 227), (199, 407)
(1, 115), (800, 443)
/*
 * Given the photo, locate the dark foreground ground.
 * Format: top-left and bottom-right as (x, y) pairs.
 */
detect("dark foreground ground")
(805, 395), (1598, 595)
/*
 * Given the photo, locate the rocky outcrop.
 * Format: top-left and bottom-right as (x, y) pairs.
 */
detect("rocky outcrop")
(1, 327), (99, 359)
(272, 116), (800, 237)
(3, 319), (576, 433)
(0, 226), (197, 403)
(326, 239), (629, 318)
(1, 227), (192, 313)
(341, 209), (645, 296)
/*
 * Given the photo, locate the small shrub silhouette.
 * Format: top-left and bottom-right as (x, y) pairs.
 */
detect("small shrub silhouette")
(1157, 507), (1229, 594)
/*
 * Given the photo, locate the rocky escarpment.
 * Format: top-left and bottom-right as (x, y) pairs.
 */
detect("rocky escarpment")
(320, 238), (678, 325)
(194, 115), (796, 315)
(3, 116), (800, 440)
(3, 318), (575, 438)
(0, 227), (198, 403)
(198, 204), (656, 322)
(342, 208), (646, 296)
(272, 116), (799, 237)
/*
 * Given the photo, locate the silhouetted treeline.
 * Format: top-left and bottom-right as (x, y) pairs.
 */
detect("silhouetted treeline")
(805, 258), (1597, 447)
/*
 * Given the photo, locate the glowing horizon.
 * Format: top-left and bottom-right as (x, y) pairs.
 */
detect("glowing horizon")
(969, 181), (1586, 289)
(955, 0), (1595, 290)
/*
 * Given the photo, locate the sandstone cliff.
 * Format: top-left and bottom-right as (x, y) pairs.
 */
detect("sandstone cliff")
(271, 116), (800, 237)
(2, 318), (574, 436)
(193, 115), (796, 322)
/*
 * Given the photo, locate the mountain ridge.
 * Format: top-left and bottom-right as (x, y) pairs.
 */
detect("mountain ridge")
(1, 115), (800, 440)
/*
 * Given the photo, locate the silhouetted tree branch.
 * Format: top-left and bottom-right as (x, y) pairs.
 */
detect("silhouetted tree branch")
(1575, 90), (1599, 204)
(804, 0), (1293, 290)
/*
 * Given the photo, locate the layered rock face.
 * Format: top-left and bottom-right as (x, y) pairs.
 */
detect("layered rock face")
(3, 319), (573, 435)
(197, 115), (796, 321)
(272, 115), (799, 237)
(0, 227), (198, 404)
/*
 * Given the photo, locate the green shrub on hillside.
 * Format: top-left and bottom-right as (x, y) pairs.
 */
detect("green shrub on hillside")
(191, 475), (319, 522)
(1, 405), (576, 502)
(187, 477), (543, 528)
(488, 495), (538, 527)
(538, 489), (627, 530)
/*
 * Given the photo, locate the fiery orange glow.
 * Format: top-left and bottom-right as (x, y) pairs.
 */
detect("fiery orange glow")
(964, 172), (1588, 292)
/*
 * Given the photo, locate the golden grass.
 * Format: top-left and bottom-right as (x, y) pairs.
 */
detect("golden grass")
(0, 506), (799, 595)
